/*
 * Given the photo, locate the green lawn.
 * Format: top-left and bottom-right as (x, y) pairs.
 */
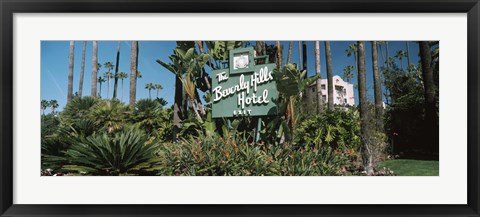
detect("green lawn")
(378, 159), (439, 176)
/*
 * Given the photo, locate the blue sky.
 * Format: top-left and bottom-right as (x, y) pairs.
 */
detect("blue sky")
(41, 41), (420, 112)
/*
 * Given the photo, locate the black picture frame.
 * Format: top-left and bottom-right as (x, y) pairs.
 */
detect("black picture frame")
(1, 0), (479, 216)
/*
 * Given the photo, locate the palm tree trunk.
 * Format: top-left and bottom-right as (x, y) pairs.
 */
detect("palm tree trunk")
(385, 42), (390, 68)
(113, 41), (121, 99)
(371, 41), (383, 128)
(302, 41), (308, 77)
(325, 41), (334, 111)
(298, 41), (302, 68)
(406, 41), (411, 66)
(78, 41), (86, 97)
(107, 73), (110, 99)
(91, 41), (98, 97)
(121, 79), (124, 101)
(129, 41), (138, 110)
(287, 41), (293, 64)
(173, 75), (183, 142)
(67, 41), (75, 104)
(314, 41), (323, 113)
(357, 41), (370, 169)
(419, 41), (438, 153)
(276, 41), (282, 69)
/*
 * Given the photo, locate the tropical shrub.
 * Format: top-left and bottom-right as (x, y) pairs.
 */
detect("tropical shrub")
(295, 109), (362, 152)
(62, 126), (162, 175)
(133, 99), (173, 140)
(155, 128), (346, 176)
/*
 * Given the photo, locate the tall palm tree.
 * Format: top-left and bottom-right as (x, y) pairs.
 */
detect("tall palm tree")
(314, 41), (323, 113)
(113, 41), (121, 99)
(405, 41), (411, 66)
(276, 41), (282, 69)
(395, 50), (407, 70)
(41, 99), (49, 115)
(286, 41), (293, 64)
(154, 84), (163, 98)
(103, 61), (114, 98)
(67, 41), (75, 104)
(419, 41), (438, 152)
(357, 41), (370, 169)
(78, 41), (86, 97)
(343, 65), (354, 83)
(302, 41), (308, 76)
(98, 77), (106, 98)
(129, 41), (139, 110)
(371, 41), (383, 126)
(49, 100), (59, 114)
(145, 83), (155, 99)
(91, 41), (98, 97)
(118, 72), (128, 101)
(325, 41), (334, 110)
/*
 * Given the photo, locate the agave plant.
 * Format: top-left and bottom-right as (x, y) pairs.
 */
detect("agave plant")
(63, 126), (162, 175)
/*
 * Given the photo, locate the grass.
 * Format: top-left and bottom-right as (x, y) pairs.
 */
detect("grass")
(378, 159), (439, 176)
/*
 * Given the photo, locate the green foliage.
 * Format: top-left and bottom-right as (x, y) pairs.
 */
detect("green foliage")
(88, 99), (129, 133)
(295, 109), (362, 152)
(60, 96), (100, 126)
(63, 126), (162, 176)
(133, 99), (172, 140)
(156, 130), (345, 176)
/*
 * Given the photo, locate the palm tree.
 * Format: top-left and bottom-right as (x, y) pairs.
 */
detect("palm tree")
(145, 83), (155, 99)
(49, 100), (59, 114)
(325, 41), (334, 111)
(113, 41), (121, 99)
(67, 41), (75, 104)
(98, 77), (106, 98)
(395, 50), (407, 70)
(118, 72), (128, 101)
(419, 41), (438, 152)
(343, 65), (354, 83)
(357, 41), (370, 171)
(78, 41), (86, 97)
(129, 41), (139, 110)
(314, 41), (323, 113)
(286, 41), (293, 64)
(302, 41), (308, 75)
(91, 41), (98, 97)
(405, 41), (411, 66)
(154, 84), (163, 98)
(41, 100), (49, 115)
(371, 41), (383, 126)
(276, 41), (282, 69)
(103, 61), (114, 98)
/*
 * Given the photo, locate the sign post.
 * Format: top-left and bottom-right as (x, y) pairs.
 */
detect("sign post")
(211, 47), (278, 142)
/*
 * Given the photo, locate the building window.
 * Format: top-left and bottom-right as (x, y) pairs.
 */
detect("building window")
(321, 84), (326, 90)
(311, 87), (315, 93)
(322, 95), (327, 102)
(344, 99), (347, 104)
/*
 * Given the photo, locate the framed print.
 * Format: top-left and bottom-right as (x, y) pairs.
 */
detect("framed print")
(1, 0), (479, 216)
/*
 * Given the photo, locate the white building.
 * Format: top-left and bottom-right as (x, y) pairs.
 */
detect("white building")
(305, 75), (355, 106)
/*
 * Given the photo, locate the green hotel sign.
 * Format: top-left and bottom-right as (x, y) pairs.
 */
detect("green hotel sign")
(212, 47), (278, 118)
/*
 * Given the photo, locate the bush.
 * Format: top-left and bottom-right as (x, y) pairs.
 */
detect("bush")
(155, 129), (347, 176)
(62, 126), (162, 175)
(295, 109), (362, 152)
